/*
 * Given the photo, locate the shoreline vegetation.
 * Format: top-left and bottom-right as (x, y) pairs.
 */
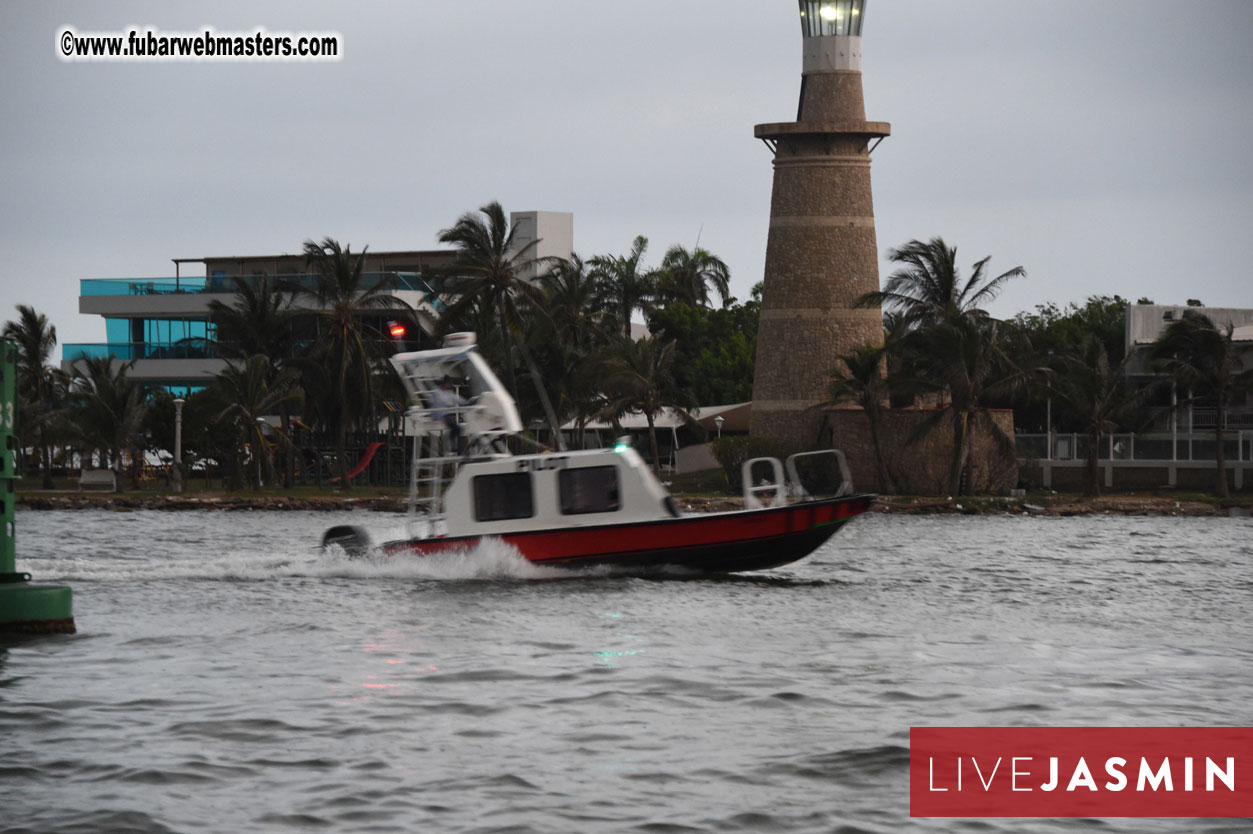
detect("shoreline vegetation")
(16, 488), (1251, 517)
(7, 230), (1251, 508)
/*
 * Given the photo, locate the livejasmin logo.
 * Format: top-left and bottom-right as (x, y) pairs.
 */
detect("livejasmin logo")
(928, 751), (1234, 793)
(910, 727), (1253, 818)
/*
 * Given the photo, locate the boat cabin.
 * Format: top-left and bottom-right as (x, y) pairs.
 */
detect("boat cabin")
(441, 446), (677, 537)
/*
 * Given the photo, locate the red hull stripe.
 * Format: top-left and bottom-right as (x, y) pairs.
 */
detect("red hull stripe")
(381, 495), (874, 565)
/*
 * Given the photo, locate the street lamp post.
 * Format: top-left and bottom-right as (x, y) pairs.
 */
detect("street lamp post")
(1046, 391), (1052, 461)
(173, 397), (185, 494)
(714, 415), (724, 439)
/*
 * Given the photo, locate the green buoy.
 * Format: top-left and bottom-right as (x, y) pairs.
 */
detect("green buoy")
(0, 339), (74, 635)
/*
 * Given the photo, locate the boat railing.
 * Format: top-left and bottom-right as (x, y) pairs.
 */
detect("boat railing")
(786, 449), (854, 500)
(742, 448), (855, 508)
(743, 457), (787, 508)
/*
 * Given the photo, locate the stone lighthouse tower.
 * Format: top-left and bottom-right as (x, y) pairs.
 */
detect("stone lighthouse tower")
(750, 0), (890, 449)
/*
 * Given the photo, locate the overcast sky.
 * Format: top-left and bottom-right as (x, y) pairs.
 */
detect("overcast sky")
(3, 0), (1252, 358)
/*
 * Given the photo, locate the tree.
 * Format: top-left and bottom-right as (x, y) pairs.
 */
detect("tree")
(600, 336), (696, 473)
(1007, 295), (1129, 366)
(856, 237), (1031, 494)
(299, 237), (408, 488)
(1149, 313), (1253, 498)
(1049, 338), (1157, 497)
(207, 276), (297, 361)
(881, 310), (917, 408)
(1003, 295), (1131, 433)
(825, 342), (895, 493)
(143, 388), (235, 490)
(590, 236), (658, 340)
(211, 356), (304, 489)
(209, 277), (301, 486)
(856, 237), (1025, 328)
(526, 255), (611, 444)
(647, 298), (759, 405)
(538, 254), (608, 351)
(654, 244), (731, 308)
(69, 355), (147, 490)
(33, 367), (75, 484)
(2, 305), (59, 487)
(901, 317), (1036, 495)
(520, 337), (606, 450)
(435, 201), (566, 449)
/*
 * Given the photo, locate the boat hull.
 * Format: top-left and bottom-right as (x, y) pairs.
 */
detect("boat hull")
(378, 494), (875, 573)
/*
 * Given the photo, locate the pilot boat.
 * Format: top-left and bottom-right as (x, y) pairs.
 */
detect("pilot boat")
(321, 334), (874, 573)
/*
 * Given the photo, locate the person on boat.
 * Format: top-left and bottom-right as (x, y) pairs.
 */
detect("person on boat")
(429, 374), (468, 453)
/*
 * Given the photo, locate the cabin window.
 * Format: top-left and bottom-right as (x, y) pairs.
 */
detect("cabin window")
(559, 466), (621, 515)
(473, 473), (534, 521)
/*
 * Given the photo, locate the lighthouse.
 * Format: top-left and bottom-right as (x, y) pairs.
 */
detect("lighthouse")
(750, 0), (890, 449)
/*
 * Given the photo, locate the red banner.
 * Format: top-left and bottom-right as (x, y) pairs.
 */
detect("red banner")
(910, 727), (1253, 817)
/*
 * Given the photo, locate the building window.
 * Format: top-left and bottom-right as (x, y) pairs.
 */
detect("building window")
(558, 466), (621, 515)
(473, 473), (534, 521)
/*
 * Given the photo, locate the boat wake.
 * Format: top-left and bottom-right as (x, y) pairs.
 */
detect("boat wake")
(22, 537), (569, 584)
(334, 537), (571, 581)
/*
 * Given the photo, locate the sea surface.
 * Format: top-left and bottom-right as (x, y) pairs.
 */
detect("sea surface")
(2, 509), (1250, 834)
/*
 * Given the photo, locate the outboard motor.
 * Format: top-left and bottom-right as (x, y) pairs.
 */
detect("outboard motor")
(321, 525), (372, 558)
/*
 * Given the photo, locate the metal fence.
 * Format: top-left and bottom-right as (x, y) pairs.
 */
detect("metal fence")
(1016, 430), (1252, 490)
(1016, 430), (1252, 463)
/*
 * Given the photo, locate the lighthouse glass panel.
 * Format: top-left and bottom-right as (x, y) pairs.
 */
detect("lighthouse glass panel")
(798, 0), (865, 38)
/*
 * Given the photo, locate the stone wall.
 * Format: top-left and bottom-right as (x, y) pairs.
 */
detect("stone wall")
(799, 71), (867, 121)
(821, 408), (1018, 495)
(749, 53), (889, 453)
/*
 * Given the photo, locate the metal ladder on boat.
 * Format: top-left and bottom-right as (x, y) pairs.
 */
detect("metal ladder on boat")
(407, 419), (461, 519)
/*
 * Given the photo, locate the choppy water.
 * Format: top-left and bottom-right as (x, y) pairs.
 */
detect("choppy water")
(3, 509), (1251, 834)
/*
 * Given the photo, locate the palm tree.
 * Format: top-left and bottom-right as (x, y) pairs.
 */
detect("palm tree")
(600, 336), (696, 473)
(2, 305), (59, 487)
(530, 255), (611, 446)
(299, 237), (409, 489)
(856, 237), (1025, 328)
(539, 254), (609, 350)
(436, 201), (566, 449)
(212, 356), (304, 489)
(1050, 338), (1157, 497)
(1149, 313), (1253, 498)
(207, 276), (297, 361)
(2, 305), (56, 394)
(209, 277), (301, 486)
(290, 357), (333, 486)
(825, 343), (895, 493)
(34, 367), (75, 485)
(854, 238), (1030, 494)
(902, 317), (1035, 495)
(590, 236), (658, 340)
(437, 293), (509, 372)
(69, 355), (147, 490)
(655, 244), (731, 308)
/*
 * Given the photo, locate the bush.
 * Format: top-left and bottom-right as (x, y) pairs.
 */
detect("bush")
(711, 436), (783, 492)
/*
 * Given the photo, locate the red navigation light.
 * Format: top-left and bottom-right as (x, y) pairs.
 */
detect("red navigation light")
(388, 321), (407, 339)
